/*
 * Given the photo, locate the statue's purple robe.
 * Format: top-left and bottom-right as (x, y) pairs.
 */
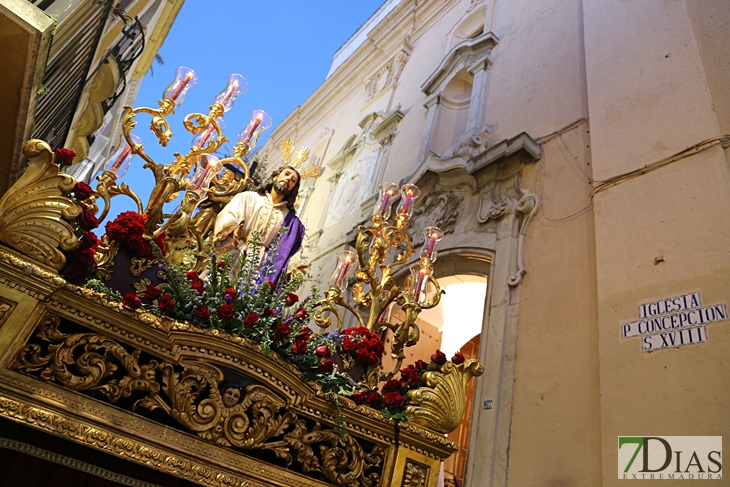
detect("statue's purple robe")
(271, 211), (305, 283)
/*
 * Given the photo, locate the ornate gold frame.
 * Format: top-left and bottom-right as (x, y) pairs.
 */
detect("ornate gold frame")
(0, 246), (461, 487)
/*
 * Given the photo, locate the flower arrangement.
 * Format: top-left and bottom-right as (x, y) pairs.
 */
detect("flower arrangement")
(353, 350), (467, 420)
(105, 211), (167, 258)
(78, 227), (469, 431)
(62, 180), (100, 284)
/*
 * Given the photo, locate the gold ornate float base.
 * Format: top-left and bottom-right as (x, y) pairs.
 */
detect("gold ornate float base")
(0, 246), (460, 487)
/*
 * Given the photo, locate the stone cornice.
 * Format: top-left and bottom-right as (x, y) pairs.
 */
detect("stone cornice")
(467, 132), (541, 173)
(421, 31), (499, 95)
(269, 0), (463, 146)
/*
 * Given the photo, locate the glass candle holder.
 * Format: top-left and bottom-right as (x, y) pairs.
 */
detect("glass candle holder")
(104, 134), (142, 178)
(373, 182), (400, 219)
(162, 66), (198, 105)
(190, 154), (222, 199)
(237, 110), (272, 149)
(328, 250), (356, 290)
(409, 263), (433, 305)
(420, 226), (444, 262)
(192, 117), (226, 149)
(397, 184), (421, 217)
(213, 73), (248, 112)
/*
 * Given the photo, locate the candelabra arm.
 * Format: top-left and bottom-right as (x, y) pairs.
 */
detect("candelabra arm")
(314, 287), (365, 330)
(214, 140), (253, 188)
(420, 274), (444, 310)
(143, 176), (185, 238)
(171, 104), (228, 178)
(93, 171), (143, 224)
(121, 98), (176, 170)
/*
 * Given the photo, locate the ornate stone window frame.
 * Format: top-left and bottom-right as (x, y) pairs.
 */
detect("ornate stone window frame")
(417, 32), (499, 165)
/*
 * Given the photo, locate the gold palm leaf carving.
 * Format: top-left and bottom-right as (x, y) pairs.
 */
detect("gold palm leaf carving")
(280, 136), (322, 179)
(280, 137), (294, 166)
(405, 359), (484, 433)
(0, 140), (81, 270)
(292, 146), (310, 168)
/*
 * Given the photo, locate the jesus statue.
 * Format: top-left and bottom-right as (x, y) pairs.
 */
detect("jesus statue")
(213, 165), (305, 283)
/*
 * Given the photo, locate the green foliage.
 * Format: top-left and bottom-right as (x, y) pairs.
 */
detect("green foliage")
(86, 279), (122, 301)
(381, 409), (409, 422)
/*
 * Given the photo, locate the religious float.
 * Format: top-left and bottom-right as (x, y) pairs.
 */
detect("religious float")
(0, 68), (482, 487)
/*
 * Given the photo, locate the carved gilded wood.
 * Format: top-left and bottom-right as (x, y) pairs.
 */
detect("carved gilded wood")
(0, 140), (81, 270)
(0, 246), (468, 487)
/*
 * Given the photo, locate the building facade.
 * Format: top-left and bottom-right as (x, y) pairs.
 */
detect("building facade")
(259, 0), (730, 485)
(0, 0), (185, 193)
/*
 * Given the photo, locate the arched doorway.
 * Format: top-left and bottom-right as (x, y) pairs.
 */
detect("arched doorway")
(384, 248), (491, 487)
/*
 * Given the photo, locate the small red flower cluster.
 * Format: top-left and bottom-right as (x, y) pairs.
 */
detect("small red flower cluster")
(121, 282), (176, 313)
(187, 271), (205, 295)
(105, 211), (166, 258)
(63, 231), (100, 284)
(54, 148), (76, 166)
(342, 327), (385, 367)
(122, 292), (141, 309)
(355, 349), (468, 414)
(352, 390), (384, 410)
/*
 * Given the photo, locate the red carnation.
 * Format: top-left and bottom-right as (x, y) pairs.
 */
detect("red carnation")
(185, 271), (200, 282)
(431, 350), (447, 365)
(190, 280), (205, 295)
(274, 324), (291, 341)
(384, 392), (405, 409)
(318, 359), (334, 373)
(54, 147), (76, 166)
(217, 303), (234, 321)
(294, 308), (309, 321)
(158, 294), (175, 312)
(451, 352), (465, 364)
(243, 312), (259, 328)
(78, 204), (99, 231)
(122, 292), (141, 309)
(383, 379), (402, 393)
(365, 391), (383, 410)
(285, 293), (299, 306)
(352, 391), (368, 406)
(143, 284), (162, 300)
(315, 344), (331, 358)
(263, 308), (277, 318)
(342, 336), (357, 352)
(296, 327), (312, 341)
(291, 339), (307, 355)
(73, 182), (93, 200)
(195, 305), (211, 320)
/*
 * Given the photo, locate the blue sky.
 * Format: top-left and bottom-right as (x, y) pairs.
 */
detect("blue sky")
(108, 0), (383, 218)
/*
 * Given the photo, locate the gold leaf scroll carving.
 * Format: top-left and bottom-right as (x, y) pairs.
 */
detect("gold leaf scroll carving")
(11, 314), (385, 487)
(405, 359), (484, 433)
(0, 140), (81, 270)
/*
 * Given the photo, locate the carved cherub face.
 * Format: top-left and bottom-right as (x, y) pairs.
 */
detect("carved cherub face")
(222, 386), (241, 407)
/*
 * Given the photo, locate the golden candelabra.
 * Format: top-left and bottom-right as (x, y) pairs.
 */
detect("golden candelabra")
(92, 68), (271, 271)
(315, 182), (447, 388)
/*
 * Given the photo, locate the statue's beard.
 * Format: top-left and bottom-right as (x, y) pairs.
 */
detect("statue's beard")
(273, 181), (292, 196)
